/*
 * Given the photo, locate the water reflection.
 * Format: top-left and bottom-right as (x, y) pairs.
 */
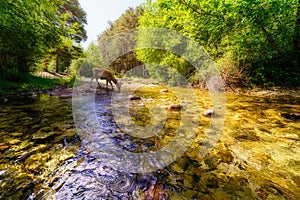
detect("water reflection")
(0, 85), (300, 199)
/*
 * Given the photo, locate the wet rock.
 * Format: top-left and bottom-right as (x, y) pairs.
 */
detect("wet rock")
(217, 149), (234, 164)
(206, 177), (219, 189)
(183, 174), (194, 189)
(25, 153), (51, 171)
(281, 113), (300, 122)
(176, 156), (191, 172)
(130, 95), (142, 100)
(160, 89), (168, 93)
(170, 163), (184, 173)
(32, 131), (57, 140)
(168, 104), (182, 111)
(235, 131), (260, 142)
(0, 143), (11, 152)
(96, 88), (109, 95)
(11, 132), (23, 137)
(9, 139), (22, 145)
(204, 156), (219, 171)
(203, 109), (215, 117)
(18, 140), (34, 150)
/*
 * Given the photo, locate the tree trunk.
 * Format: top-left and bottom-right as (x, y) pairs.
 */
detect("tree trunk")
(0, 56), (4, 79)
(55, 49), (60, 73)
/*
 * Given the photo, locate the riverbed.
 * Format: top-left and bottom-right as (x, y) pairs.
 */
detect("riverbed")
(0, 79), (299, 199)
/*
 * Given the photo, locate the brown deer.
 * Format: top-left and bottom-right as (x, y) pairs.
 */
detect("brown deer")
(90, 67), (122, 91)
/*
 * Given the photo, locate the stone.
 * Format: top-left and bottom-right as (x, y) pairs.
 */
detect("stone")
(11, 132), (23, 137)
(203, 109), (215, 117)
(168, 104), (182, 111)
(281, 113), (300, 122)
(9, 139), (22, 145)
(129, 95), (141, 100)
(160, 89), (168, 93)
(32, 131), (57, 140)
(206, 177), (219, 189)
(0, 143), (11, 152)
(96, 89), (109, 95)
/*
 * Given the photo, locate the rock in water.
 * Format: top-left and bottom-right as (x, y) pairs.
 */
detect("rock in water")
(129, 95), (142, 100)
(0, 143), (11, 152)
(168, 104), (182, 111)
(160, 89), (168, 93)
(203, 109), (215, 117)
(281, 113), (300, 122)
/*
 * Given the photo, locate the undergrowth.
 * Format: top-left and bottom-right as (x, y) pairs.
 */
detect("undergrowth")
(0, 71), (75, 94)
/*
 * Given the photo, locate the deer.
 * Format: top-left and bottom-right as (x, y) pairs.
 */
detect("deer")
(90, 67), (122, 91)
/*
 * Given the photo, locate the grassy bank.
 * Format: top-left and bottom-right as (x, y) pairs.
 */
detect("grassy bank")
(0, 71), (75, 95)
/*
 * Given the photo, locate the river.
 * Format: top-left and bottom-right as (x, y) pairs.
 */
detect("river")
(0, 80), (299, 199)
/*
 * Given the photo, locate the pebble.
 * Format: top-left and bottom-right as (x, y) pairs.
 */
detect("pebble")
(129, 95), (141, 100)
(168, 104), (182, 111)
(203, 109), (215, 117)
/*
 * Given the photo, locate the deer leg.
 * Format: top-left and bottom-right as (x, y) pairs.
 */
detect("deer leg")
(96, 78), (102, 88)
(90, 77), (94, 87)
(109, 80), (114, 90)
(106, 80), (109, 89)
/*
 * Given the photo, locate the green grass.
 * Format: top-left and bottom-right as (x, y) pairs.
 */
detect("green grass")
(0, 71), (75, 94)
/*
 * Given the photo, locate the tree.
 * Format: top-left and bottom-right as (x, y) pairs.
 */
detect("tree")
(98, 6), (144, 75)
(0, 0), (87, 78)
(53, 0), (87, 73)
(0, 0), (63, 75)
(78, 42), (104, 77)
(137, 0), (300, 86)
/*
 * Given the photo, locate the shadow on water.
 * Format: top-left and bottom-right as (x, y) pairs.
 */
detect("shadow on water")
(0, 83), (300, 199)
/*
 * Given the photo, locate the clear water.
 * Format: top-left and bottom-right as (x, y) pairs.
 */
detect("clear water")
(0, 82), (299, 200)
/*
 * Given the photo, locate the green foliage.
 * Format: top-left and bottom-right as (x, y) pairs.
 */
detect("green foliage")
(97, 6), (144, 74)
(0, 0), (63, 73)
(0, 0), (87, 77)
(77, 42), (104, 77)
(0, 71), (74, 94)
(137, 0), (300, 87)
(52, 0), (87, 73)
(147, 64), (188, 86)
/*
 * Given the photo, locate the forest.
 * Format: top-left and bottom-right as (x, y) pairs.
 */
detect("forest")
(0, 0), (86, 93)
(79, 0), (300, 89)
(1, 0), (300, 93)
(1, 1), (300, 199)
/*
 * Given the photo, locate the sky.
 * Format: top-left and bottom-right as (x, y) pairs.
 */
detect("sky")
(78, 0), (146, 49)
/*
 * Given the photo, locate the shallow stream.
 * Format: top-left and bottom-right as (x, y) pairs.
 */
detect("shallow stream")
(0, 80), (299, 199)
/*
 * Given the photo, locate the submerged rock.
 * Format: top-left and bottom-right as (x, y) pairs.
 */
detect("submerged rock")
(160, 89), (168, 93)
(206, 177), (219, 189)
(96, 88), (109, 95)
(11, 132), (23, 137)
(0, 143), (11, 152)
(32, 131), (57, 140)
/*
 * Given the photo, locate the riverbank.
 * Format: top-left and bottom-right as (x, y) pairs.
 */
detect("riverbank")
(0, 71), (75, 101)
(1, 75), (300, 102)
